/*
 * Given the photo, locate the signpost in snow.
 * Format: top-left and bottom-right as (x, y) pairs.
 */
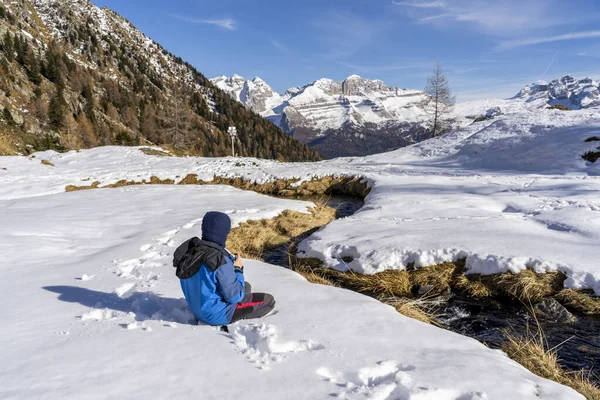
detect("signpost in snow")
(228, 126), (237, 157)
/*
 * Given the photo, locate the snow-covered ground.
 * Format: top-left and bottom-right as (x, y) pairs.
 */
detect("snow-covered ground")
(1, 103), (599, 398)
(0, 182), (582, 399)
(2, 106), (599, 294)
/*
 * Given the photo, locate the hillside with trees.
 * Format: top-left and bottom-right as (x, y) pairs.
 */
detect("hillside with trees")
(0, 0), (321, 161)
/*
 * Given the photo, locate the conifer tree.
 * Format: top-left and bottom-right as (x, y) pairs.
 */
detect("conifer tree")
(49, 88), (67, 131)
(1, 32), (14, 62)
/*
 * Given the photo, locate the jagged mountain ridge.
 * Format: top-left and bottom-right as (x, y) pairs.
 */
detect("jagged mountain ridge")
(0, 0), (320, 161)
(211, 74), (430, 158)
(514, 75), (600, 109)
(213, 73), (600, 158)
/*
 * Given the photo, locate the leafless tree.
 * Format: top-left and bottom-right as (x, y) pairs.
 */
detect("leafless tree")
(423, 63), (455, 137)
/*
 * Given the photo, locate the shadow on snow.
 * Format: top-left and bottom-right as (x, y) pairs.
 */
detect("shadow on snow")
(43, 285), (200, 325)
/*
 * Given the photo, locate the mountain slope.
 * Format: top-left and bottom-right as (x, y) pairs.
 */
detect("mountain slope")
(212, 74), (430, 158)
(0, 0), (320, 161)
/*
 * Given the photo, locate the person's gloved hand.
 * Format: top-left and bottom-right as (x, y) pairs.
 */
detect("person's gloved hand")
(234, 255), (244, 274)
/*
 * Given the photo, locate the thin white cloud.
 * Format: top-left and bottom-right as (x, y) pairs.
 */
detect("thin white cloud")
(392, 1), (445, 7)
(270, 39), (290, 52)
(393, 0), (568, 35)
(497, 30), (600, 50)
(172, 15), (236, 30)
(419, 13), (451, 22)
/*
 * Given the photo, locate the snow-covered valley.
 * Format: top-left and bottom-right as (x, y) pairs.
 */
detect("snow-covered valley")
(2, 102), (600, 398)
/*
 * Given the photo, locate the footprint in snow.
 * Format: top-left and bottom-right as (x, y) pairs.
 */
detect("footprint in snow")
(230, 323), (323, 370)
(317, 360), (477, 400)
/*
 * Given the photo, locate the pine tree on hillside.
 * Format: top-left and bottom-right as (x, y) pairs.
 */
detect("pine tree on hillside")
(24, 47), (41, 85)
(1, 32), (14, 62)
(49, 88), (67, 131)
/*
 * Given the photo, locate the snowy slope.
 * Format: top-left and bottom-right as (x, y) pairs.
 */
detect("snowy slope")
(1, 98), (599, 300)
(0, 180), (582, 399)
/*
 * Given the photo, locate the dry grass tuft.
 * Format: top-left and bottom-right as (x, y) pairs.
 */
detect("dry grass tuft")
(493, 270), (565, 304)
(410, 262), (456, 296)
(555, 289), (600, 316)
(65, 181), (100, 191)
(139, 147), (172, 157)
(319, 269), (412, 298)
(502, 330), (600, 399)
(102, 179), (140, 188)
(148, 176), (175, 185)
(178, 174), (204, 185)
(564, 372), (600, 400)
(454, 274), (493, 298)
(227, 204), (336, 259)
(382, 297), (440, 325)
(292, 265), (337, 287)
(102, 176), (175, 188)
(60, 174), (370, 200)
(41, 159), (55, 167)
(502, 330), (563, 382)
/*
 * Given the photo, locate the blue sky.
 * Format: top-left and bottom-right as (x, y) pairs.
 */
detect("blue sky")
(92, 0), (600, 101)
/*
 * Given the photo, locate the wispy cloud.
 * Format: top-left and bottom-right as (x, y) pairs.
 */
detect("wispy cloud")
(393, 0), (567, 35)
(392, 1), (445, 8)
(172, 15), (236, 30)
(270, 39), (290, 52)
(496, 30), (600, 50)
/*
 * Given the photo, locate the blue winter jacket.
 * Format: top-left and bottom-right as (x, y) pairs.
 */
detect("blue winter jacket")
(180, 254), (244, 325)
(175, 212), (245, 325)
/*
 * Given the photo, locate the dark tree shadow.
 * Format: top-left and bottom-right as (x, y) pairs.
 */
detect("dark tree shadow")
(43, 286), (201, 325)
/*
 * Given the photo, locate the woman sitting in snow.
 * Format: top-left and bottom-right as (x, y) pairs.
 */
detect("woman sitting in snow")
(173, 211), (275, 326)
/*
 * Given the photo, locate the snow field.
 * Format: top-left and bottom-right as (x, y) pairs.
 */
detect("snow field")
(0, 184), (582, 399)
(1, 114), (599, 296)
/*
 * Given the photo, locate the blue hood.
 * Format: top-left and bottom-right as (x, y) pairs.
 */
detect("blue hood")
(201, 211), (231, 248)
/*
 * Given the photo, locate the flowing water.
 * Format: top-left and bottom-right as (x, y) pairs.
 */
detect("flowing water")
(438, 295), (600, 381)
(265, 195), (600, 381)
(261, 195), (364, 267)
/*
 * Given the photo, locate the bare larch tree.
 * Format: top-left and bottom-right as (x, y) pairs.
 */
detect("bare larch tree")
(423, 63), (455, 137)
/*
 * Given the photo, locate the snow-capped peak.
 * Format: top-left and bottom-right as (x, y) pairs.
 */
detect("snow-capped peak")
(514, 75), (600, 109)
(210, 74), (428, 156)
(211, 75), (282, 116)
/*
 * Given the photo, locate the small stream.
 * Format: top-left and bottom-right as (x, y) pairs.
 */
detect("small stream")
(438, 295), (600, 381)
(264, 195), (600, 382)
(261, 195), (364, 267)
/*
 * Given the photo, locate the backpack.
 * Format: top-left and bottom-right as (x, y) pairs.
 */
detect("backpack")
(173, 237), (230, 279)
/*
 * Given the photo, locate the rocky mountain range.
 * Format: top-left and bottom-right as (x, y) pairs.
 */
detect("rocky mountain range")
(0, 0), (320, 161)
(213, 74), (600, 158)
(514, 75), (600, 109)
(212, 74), (431, 158)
